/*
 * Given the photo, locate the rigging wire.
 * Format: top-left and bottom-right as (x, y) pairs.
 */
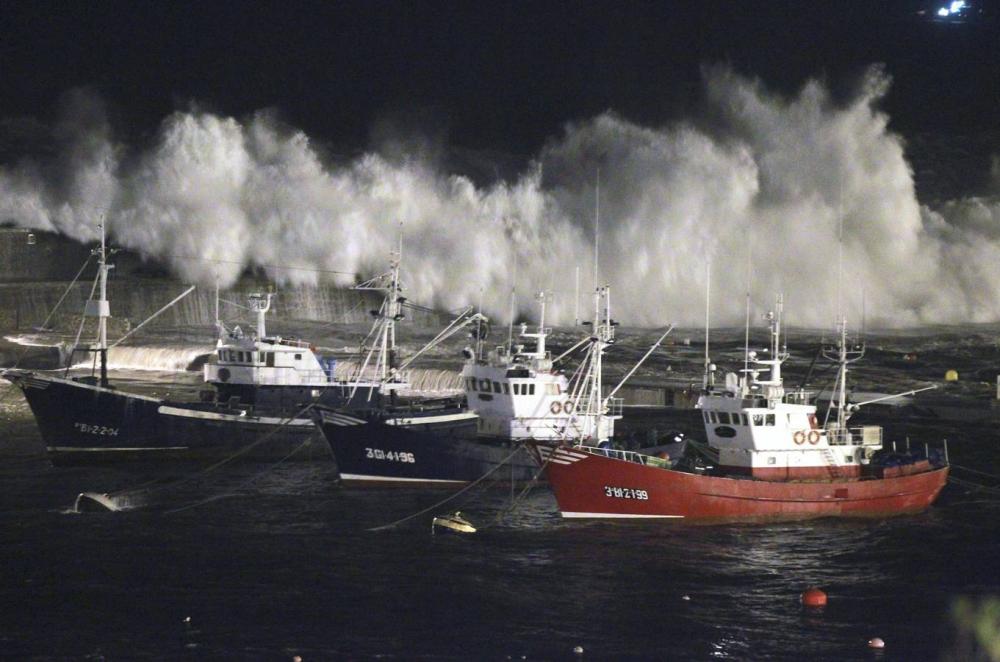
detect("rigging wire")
(365, 443), (530, 532)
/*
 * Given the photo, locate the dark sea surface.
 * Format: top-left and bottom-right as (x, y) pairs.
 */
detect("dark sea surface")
(2, 364), (1000, 661)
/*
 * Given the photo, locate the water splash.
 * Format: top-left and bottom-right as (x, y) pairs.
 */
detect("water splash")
(1, 67), (999, 327)
(69, 345), (211, 371)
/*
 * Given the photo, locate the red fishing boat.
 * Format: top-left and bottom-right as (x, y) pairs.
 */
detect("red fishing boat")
(536, 299), (949, 522)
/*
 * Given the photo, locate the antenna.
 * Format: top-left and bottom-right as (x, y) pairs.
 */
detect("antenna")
(214, 274), (221, 337)
(476, 287), (484, 361)
(703, 260), (712, 389)
(742, 232), (752, 390)
(861, 287), (867, 340)
(593, 168), (600, 292)
(837, 183), (844, 324)
(574, 266), (580, 326)
(506, 252), (517, 353)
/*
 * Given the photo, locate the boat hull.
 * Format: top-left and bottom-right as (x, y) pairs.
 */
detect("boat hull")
(6, 371), (326, 464)
(536, 445), (949, 522)
(316, 406), (537, 485)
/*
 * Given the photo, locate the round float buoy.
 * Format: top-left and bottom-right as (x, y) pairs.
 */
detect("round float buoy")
(800, 587), (828, 607)
(868, 637), (885, 649)
(945, 369), (959, 382)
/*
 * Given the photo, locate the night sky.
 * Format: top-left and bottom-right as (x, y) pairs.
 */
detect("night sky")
(1, 1), (997, 157)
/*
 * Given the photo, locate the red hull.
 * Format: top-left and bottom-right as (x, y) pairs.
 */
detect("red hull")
(538, 446), (949, 522)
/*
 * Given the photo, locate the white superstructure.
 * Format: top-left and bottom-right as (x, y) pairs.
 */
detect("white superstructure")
(697, 297), (883, 480)
(462, 288), (622, 444)
(203, 293), (336, 389)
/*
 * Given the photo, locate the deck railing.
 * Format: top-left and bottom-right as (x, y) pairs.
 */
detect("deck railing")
(826, 425), (882, 446)
(576, 445), (670, 468)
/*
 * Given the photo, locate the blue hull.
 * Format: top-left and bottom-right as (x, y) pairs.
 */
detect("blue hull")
(315, 404), (538, 485)
(6, 370), (328, 464)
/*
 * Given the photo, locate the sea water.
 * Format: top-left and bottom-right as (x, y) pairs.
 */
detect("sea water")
(1, 354), (999, 660)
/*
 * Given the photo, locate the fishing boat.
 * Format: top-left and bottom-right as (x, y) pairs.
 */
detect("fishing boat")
(536, 298), (949, 522)
(3, 226), (364, 463)
(312, 246), (494, 485)
(458, 288), (663, 481)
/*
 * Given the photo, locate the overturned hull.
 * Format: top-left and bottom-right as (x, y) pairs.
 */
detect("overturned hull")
(536, 445), (949, 522)
(316, 405), (537, 485)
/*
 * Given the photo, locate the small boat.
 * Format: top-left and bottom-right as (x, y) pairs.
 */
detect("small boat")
(536, 298), (949, 522)
(431, 511), (476, 534)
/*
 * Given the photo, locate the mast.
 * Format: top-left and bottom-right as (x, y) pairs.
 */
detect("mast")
(249, 292), (273, 342)
(383, 243), (403, 381)
(84, 223), (114, 387)
(351, 231), (406, 393)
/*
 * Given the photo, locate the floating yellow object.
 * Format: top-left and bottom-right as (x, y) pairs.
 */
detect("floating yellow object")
(945, 369), (959, 382)
(431, 511), (476, 535)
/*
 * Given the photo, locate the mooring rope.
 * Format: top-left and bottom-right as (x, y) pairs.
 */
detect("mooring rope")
(948, 475), (1000, 497)
(366, 442), (529, 532)
(164, 434), (317, 514)
(107, 400), (320, 501)
(949, 463), (1000, 481)
(480, 446), (559, 530)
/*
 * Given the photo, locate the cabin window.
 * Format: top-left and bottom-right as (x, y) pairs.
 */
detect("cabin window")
(529, 384), (535, 395)
(767, 456), (776, 465)
(295, 353), (302, 360)
(753, 414), (763, 426)
(709, 411), (718, 424)
(718, 412), (731, 424)
(741, 414), (749, 426)
(266, 352), (275, 368)
(845, 455), (853, 462)
(478, 379), (490, 391)
(513, 384), (520, 395)
(765, 414), (775, 426)
(703, 411), (710, 423)
(493, 381), (501, 393)
(503, 383), (509, 394)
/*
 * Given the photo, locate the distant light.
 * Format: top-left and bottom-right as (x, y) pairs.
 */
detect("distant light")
(938, 7), (950, 16)
(950, 0), (966, 12)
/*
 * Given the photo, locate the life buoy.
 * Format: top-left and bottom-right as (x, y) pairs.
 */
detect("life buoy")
(808, 430), (821, 444)
(563, 401), (574, 414)
(550, 401), (562, 415)
(793, 430), (806, 445)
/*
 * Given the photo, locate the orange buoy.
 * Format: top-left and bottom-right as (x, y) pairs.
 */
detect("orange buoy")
(800, 587), (828, 607)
